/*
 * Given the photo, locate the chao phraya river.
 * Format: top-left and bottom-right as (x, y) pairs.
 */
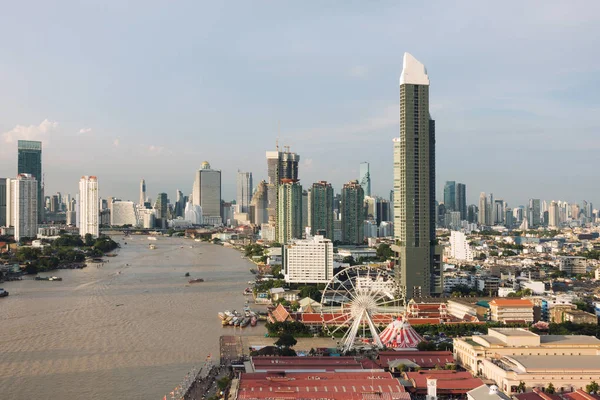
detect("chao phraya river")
(0, 236), (264, 399)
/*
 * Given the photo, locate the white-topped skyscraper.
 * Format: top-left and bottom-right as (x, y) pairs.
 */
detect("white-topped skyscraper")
(392, 52), (440, 301)
(79, 176), (99, 238)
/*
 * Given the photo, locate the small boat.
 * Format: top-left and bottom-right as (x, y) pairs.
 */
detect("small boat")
(147, 237), (157, 241)
(243, 288), (252, 295)
(222, 319), (230, 327)
(35, 276), (62, 281)
(229, 317), (238, 326)
(188, 278), (204, 283)
(185, 272), (190, 277)
(250, 269), (257, 274)
(250, 316), (257, 327)
(240, 317), (250, 328)
(225, 315), (234, 324)
(149, 244), (156, 250)
(234, 318), (242, 327)
(218, 312), (226, 320)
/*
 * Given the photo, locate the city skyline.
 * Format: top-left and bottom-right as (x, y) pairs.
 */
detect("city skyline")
(0, 2), (598, 206)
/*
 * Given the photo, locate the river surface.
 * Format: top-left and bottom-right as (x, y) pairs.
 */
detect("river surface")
(0, 236), (264, 399)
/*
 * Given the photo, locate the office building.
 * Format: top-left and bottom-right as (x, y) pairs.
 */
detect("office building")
(7, 174), (38, 241)
(376, 197), (391, 226)
(266, 147), (300, 238)
(479, 192), (488, 226)
(444, 181), (456, 211)
(309, 181), (334, 239)
(174, 190), (184, 217)
(192, 161), (221, 224)
(359, 162), (371, 197)
(467, 204), (478, 224)
(548, 200), (559, 228)
(111, 201), (139, 226)
(341, 180), (364, 245)
(78, 176), (99, 238)
(0, 178), (6, 227)
(276, 181), (303, 244)
(456, 183), (466, 220)
(494, 199), (504, 225)
(139, 179), (146, 206)
(301, 189), (309, 230)
(489, 299), (534, 323)
(283, 235), (333, 284)
(559, 256), (587, 275)
(528, 198), (541, 227)
(392, 53), (438, 300)
(17, 140), (43, 222)
(236, 171), (253, 213)
(250, 180), (268, 225)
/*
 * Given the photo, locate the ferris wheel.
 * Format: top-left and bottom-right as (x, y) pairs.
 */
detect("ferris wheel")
(320, 265), (401, 352)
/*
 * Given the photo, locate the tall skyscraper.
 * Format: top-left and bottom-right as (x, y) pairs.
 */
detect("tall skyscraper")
(250, 180), (268, 225)
(392, 52), (438, 301)
(78, 176), (99, 238)
(7, 174), (38, 241)
(192, 161), (222, 224)
(236, 171), (253, 213)
(494, 199), (505, 225)
(266, 147), (300, 239)
(139, 179), (146, 206)
(276, 181), (303, 244)
(154, 192), (168, 228)
(17, 140), (43, 222)
(467, 204), (478, 224)
(0, 178), (6, 227)
(174, 190), (185, 217)
(359, 162), (371, 197)
(341, 180), (364, 245)
(443, 181), (456, 211)
(455, 183), (466, 220)
(549, 200), (559, 228)
(310, 181), (334, 239)
(528, 198), (541, 227)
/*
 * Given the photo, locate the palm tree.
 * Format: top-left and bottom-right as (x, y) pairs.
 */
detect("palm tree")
(546, 383), (556, 394)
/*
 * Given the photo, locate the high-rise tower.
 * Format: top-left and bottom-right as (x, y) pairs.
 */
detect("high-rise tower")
(359, 162), (371, 197)
(192, 161), (222, 225)
(266, 146), (300, 241)
(341, 180), (364, 245)
(79, 176), (99, 238)
(392, 52), (438, 301)
(17, 140), (43, 222)
(310, 181), (334, 240)
(236, 171), (253, 213)
(139, 179), (146, 206)
(443, 181), (456, 211)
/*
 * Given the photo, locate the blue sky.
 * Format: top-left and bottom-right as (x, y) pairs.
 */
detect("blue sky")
(1, 1), (599, 208)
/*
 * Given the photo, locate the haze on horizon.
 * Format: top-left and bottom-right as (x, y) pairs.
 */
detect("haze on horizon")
(1, 2), (598, 207)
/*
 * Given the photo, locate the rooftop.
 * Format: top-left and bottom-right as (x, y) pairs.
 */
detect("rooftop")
(489, 299), (533, 307)
(399, 52), (430, 86)
(467, 384), (512, 400)
(539, 335), (600, 345)
(492, 328), (537, 337)
(506, 355), (600, 371)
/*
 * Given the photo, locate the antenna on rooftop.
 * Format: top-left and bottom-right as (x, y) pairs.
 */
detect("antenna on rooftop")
(276, 121), (281, 151)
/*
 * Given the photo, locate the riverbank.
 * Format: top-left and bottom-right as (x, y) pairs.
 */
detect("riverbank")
(0, 235), (264, 400)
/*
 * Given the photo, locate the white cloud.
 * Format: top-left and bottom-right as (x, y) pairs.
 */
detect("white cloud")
(79, 127), (92, 134)
(113, 138), (120, 147)
(348, 65), (368, 78)
(2, 119), (59, 144)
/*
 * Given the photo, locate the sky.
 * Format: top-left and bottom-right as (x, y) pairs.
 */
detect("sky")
(1, 1), (599, 208)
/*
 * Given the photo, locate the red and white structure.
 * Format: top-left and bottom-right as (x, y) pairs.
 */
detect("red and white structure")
(379, 317), (423, 349)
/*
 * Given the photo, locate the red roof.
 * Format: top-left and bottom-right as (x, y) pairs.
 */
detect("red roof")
(252, 356), (365, 371)
(515, 389), (562, 400)
(489, 299), (533, 307)
(269, 304), (292, 323)
(404, 370), (483, 394)
(563, 390), (600, 400)
(378, 351), (454, 369)
(238, 371), (407, 400)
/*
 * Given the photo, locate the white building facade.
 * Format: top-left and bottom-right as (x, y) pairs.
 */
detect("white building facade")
(192, 162), (221, 224)
(7, 174), (38, 241)
(79, 176), (99, 238)
(111, 201), (139, 226)
(283, 235), (333, 284)
(450, 230), (473, 261)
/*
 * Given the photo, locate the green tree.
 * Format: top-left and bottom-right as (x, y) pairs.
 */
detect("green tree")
(84, 233), (95, 247)
(546, 383), (555, 394)
(376, 243), (394, 261)
(217, 377), (231, 391)
(586, 381), (599, 394)
(299, 285), (322, 302)
(517, 381), (526, 393)
(342, 256), (356, 265)
(275, 333), (297, 348)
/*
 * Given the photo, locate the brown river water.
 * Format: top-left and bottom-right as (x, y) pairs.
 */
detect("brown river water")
(0, 236), (264, 399)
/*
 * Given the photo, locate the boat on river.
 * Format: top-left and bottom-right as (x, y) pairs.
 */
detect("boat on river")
(188, 278), (204, 283)
(35, 276), (62, 281)
(240, 317), (250, 328)
(250, 316), (257, 326)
